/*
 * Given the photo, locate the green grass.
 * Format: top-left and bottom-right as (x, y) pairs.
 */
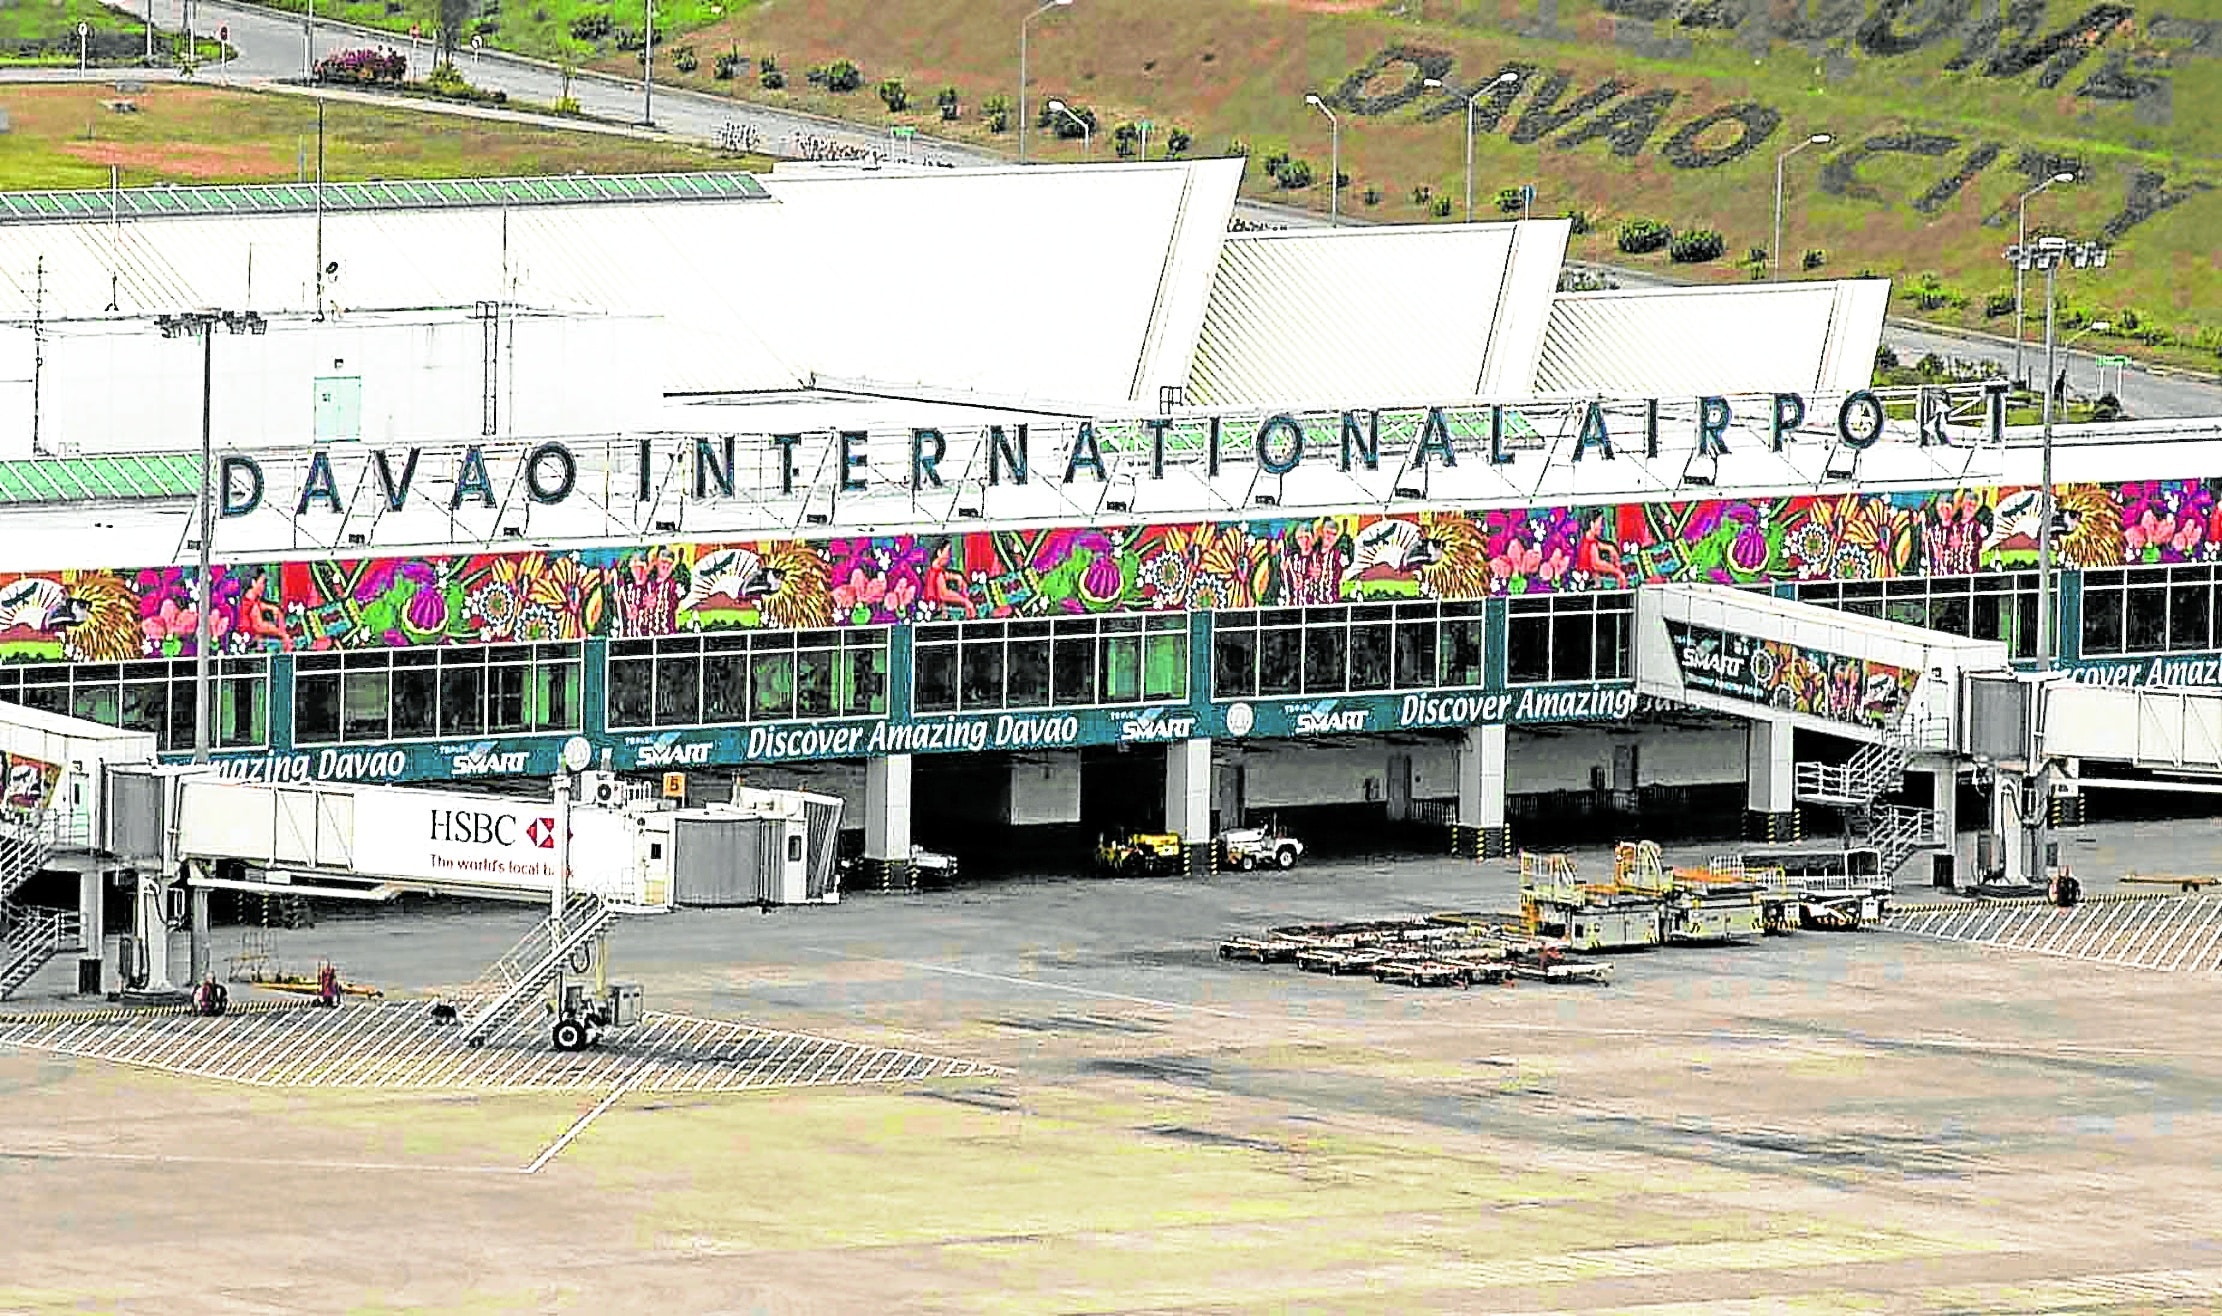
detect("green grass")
(0, 0), (220, 65)
(228, 0), (733, 71)
(0, 82), (760, 189)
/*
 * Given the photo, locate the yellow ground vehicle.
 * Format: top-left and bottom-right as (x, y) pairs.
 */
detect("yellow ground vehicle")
(1095, 831), (1185, 876)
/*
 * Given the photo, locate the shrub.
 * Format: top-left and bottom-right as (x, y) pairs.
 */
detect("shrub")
(981, 94), (1010, 132)
(554, 95), (579, 114)
(759, 65), (785, 89)
(1801, 247), (1826, 271)
(1669, 229), (1725, 263)
(1226, 138), (1250, 157)
(1875, 344), (1900, 370)
(1616, 218), (1671, 255)
(713, 50), (740, 80)
(825, 58), (862, 93)
(877, 77), (906, 111)
(1495, 187), (1525, 215)
(1046, 104), (1096, 140)
(1431, 196), (1453, 218)
(1562, 208), (1591, 236)
(1983, 290), (2016, 319)
(673, 46), (697, 74)
(1915, 351), (1946, 379)
(2092, 392), (2125, 422)
(1112, 121), (1139, 157)
(936, 85), (959, 121)
(1334, 170), (1349, 191)
(1411, 184), (1431, 204)
(1274, 157), (1314, 189)
(1261, 150), (1289, 176)
(314, 46), (406, 86)
(1744, 246), (1768, 267)
(1362, 185), (1381, 206)
(567, 12), (610, 39)
(1166, 126), (1191, 156)
(424, 61), (470, 94)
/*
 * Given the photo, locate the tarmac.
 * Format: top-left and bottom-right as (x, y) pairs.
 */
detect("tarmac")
(4, 817), (2222, 1312)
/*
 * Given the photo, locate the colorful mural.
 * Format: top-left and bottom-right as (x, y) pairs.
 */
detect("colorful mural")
(1666, 621), (1916, 728)
(3, 752), (60, 810)
(0, 479), (2197, 661)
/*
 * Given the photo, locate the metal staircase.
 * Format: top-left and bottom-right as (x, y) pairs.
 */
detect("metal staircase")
(0, 806), (61, 905)
(456, 893), (620, 1046)
(1794, 736), (1941, 878)
(1, 899), (81, 999)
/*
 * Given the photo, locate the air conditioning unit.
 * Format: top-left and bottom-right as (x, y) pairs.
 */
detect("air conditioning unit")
(579, 770), (626, 807)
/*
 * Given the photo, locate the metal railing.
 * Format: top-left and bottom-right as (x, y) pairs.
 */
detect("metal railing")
(1, 900), (82, 999)
(0, 807), (65, 905)
(1795, 741), (1908, 805)
(458, 895), (618, 1046)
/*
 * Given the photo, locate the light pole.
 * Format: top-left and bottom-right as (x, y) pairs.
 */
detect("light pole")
(1423, 71), (1518, 222)
(156, 308), (268, 764)
(2013, 171), (2076, 386)
(641, 0), (653, 125)
(1017, 0), (1074, 164)
(1046, 98), (1089, 156)
(303, 0), (313, 80)
(1771, 132), (1831, 279)
(1304, 93), (1338, 227)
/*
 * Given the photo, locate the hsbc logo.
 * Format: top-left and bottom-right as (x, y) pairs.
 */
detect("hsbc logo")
(526, 817), (557, 849)
(429, 809), (556, 848)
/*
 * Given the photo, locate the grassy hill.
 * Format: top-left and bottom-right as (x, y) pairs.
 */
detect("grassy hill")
(0, 83), (751, 188)
(390, 0), (2206, 373)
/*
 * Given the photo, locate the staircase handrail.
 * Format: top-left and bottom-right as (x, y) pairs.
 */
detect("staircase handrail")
(457, 896), (617, 1044)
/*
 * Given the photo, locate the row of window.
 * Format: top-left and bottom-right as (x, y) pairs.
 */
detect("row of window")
(2080, 565), (2222, 657)
(607, 630), (889, 729)
(296, 645), (583, 745)
(0, 659), (267, 753)
(1507, 594), (1634, 685)
(1796, 573), (2042, 660)
(1211, 603), (1487, 697)
(914, 616), (1187, 713)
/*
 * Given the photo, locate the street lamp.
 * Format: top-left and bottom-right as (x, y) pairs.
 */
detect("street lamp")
(1018, 0), (1074, 164)
(1046, 98), (1089, 156)
(2064, 320), (2114, 395)
(1771, 132), (1831, 279)
(2013, 171), (2077, 385)
(303, 0), (313, 80)
(641, 0), (655, 126)
(1423, 70), (1518, 222)
(1304, 93), (1338, 227)
(155, 308), (268, 765)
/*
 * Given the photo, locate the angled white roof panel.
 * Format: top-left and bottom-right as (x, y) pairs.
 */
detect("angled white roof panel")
(1186, 219), (1569, 408)
(1535, 279), (1892, 398)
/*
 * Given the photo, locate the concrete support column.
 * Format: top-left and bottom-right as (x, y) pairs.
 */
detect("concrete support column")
(1927, 761), (1959, 889)
(135, 870), (171, 992)
(1385, 752), (1413, 823)
(1743, 717), (1799, 842)
(188, 885), (211, 988)
(861, 753), (913, 892)
(1163, 738), (1213, 875)
(1451, 724), (1509, 860)
(77, 869), (103, 994)
(1988, 774), (2029, 885)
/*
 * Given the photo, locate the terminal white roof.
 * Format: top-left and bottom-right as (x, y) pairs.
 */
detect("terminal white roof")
(1187, 220), (1568, 408)
(1534, 280), (1889, 398)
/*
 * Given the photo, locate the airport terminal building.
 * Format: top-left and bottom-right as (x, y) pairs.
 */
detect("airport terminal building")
(0, 159), (2210, 881)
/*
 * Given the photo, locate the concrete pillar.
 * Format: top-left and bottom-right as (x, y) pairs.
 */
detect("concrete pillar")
(77, 869), (103, 994)
(1927, 761), (1959, 889)
(1986, 774), (2029, 885)
(188, 886), (211, 987)
(1213, 753), (1244, 834)
(135, 870), (171, 992)
(1743, 718), (1799, 842)
(1163, 738), (1213, 875)
(861, 753), (913, 892)
(1385, 752), (1413, 823)
(1452, 724), (1509, 859)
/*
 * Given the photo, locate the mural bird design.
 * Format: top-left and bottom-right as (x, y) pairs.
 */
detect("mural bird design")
(0, 574), (141, 661)
(681, 544), (834, 628)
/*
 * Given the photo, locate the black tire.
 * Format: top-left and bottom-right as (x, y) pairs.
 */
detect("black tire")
(1238, 854), (1257, 872)
(552, 1017), (587, 1052)
(1275, 847), (1297, 870)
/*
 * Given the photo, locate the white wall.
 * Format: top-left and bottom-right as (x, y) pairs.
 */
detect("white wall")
(1507, 724), (1746, 794)
(0, 312), (659, 459)
(1007, 755), (1083, 826)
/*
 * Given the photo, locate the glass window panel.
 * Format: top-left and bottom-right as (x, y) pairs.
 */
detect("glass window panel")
(2171, 583), (2213, 652)
(1507, 615), (1550, 685)
(1052, 635), (1097, 706)
(343, 670), (389, 741)
(487, 663), (529, 733)
(1884, 598), (1927, 629)
(1443, 619), (1486, 688)
(296, 673), (340, 743)
(2082, 588), (2125, 656)
(1257, 628), (1302, 696)
(1007, 638), (1051, 708)
(796, 646), (836, 718)
(1102, 634), (1141, 703)
(2016, 592), (2039, 660)
(960, 641), (1005, 710)
(1142, 632), (1186, 702)
(391, 667), (438, 738)
(654, 653), (700, 726)
(440, 664), (485, 736)
(607, 659), (653, 729)
(72, 682), (119, 727)
(2126, 582), (2169, 653)
(703, 652), (750, 723)
(915, 645), (957, 714)
(843, 644), (887, 716)
(1213, 628), (1257, 699)
(1303, 625), (1347, 694)
(1931, 594), (1972, 638)
(1598, 610), (1630, 680)
(166, 681), (194, 752)
(1550, 612), (1595, 682)
(536, 662), (579, 731)
(119, 680), (166, 737)
(750, 650), (795, 720)
(219, 676), (266, 747)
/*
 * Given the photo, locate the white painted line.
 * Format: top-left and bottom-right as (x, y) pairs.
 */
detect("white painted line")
(0, 1147), (518, 1176)
(803, 948), (1256, 1021)
(522, 1060), (655, 1175)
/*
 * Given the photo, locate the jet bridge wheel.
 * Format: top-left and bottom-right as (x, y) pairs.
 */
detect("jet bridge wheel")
(552, 1017), (588, 1052)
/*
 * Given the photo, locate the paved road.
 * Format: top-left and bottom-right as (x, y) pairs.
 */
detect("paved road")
(90, 1), (2222, 417)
